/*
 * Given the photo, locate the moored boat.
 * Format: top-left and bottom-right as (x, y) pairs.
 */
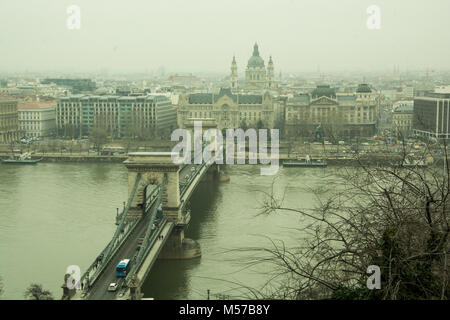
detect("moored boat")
(1, 152), (43, 165)
(283, 160), (328, 168)
(283, 155), (327, 168)
(392, 158), (427, 168)
(2, 158), (43, 164)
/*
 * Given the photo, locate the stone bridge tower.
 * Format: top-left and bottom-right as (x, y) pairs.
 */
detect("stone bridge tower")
(124, 152), (181, 222)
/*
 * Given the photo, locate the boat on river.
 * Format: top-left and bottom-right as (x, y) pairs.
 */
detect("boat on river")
(283, 155), (327, 168)
(1, 152), (43, 165)
(393, 158), (427, 169)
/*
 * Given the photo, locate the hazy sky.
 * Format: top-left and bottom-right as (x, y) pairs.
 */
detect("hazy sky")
(1, 0), (449, 74)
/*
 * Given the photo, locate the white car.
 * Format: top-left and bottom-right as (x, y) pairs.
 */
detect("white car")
(108, 282), (118, 292)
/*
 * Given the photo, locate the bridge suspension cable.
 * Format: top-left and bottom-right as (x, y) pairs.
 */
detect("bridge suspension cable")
(125, 174), (167, 287)
(79, 173), (142, 292)
(103, 172), (142, 262)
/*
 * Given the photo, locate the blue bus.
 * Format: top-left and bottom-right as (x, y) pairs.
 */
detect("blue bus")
(116, 259), (131, 277)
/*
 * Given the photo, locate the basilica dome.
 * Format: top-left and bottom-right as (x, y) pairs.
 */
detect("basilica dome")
(247, 43), (265, 68)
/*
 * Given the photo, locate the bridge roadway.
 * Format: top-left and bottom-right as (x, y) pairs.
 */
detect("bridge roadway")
(86, 163), (197, 300)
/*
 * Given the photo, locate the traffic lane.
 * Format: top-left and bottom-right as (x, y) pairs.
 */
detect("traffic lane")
(88, 215), (149, 299)
(88, 203), (156, 300)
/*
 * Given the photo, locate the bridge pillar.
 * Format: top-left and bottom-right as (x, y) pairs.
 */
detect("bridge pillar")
(128, 274), (144, 300)
(158, 228), (201, 259)
(61, 273), (77, 300)
(124, 152), (181, 221)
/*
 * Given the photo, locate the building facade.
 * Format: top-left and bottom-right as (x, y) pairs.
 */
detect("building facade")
(177, 88), (274, 130)
(230, 43), (275, 91)
(285, 84), (379, 138)
(392, 104), (414, 138)
(0, 99), (20, 143)
(18, 101), (56, 138)
(56, 95), (176, 138)
(413, 91), (450, 139)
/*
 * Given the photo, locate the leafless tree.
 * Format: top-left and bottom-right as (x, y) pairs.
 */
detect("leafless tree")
(233, 138), (449, 300)
(24, 283), (54, 300)
(323, 112), (345, 153)
(90, 127), (107, 155)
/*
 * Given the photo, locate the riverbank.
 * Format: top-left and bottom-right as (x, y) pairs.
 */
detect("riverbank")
(0, 151), (443, 166)
(0, 152), (127, 163)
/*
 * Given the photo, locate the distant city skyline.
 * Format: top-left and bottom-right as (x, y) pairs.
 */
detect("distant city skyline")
(1, 0), (450, 73)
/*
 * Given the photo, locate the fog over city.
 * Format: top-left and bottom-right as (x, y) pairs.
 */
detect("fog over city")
(1, 0), (450, 73)
(2, 0), (450, 308)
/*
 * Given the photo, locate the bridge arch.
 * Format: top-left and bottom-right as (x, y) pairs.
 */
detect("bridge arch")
(124, 152), (181, 221)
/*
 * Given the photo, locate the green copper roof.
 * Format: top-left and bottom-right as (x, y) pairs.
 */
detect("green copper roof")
(356, 83), (371, 93)
(188, 88), (263, 104)
(247, 43), (265, 68)
(311, 85), (336, 98)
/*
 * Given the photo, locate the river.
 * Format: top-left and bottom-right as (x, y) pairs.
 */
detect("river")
(0, 162), (338, 299)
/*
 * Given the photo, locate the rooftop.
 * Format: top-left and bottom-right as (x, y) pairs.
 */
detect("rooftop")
(311, 85), (336, 98)
(356, 83), (372, 93)
(60, 95), (170, 102)
(393, 105), (414, 113)
(188, 88), (263, 104)
(18, 101), (56, 110)
(247, 43), (265, 68)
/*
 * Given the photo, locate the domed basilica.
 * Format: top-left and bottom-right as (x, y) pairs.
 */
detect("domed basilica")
(230, 43), (275, 91)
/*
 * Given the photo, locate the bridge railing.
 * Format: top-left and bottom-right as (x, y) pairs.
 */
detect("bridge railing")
(179, 141), (218, 197)
(102, 173), (142, 260)
(125, 218), (169, 287)
(124, 174), (167, 287)
(80, 217), (140, 294)
(79, 173), (142, 293)
(180, 161), (208, 198)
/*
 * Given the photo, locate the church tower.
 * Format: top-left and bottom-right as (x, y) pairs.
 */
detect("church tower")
(230, 55), (238, 91)
(267, 56), (274, 89)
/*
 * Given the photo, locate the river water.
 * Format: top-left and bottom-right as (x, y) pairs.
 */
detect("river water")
(0, 162), (339, 299)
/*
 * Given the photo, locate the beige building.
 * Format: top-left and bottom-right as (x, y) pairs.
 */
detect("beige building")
(0, 99), (20, 143)
(18, 101), (56, 138)
(177, 88), (274, 130)
(392, 104), (414, 138)
(285, 84), (379, 137)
